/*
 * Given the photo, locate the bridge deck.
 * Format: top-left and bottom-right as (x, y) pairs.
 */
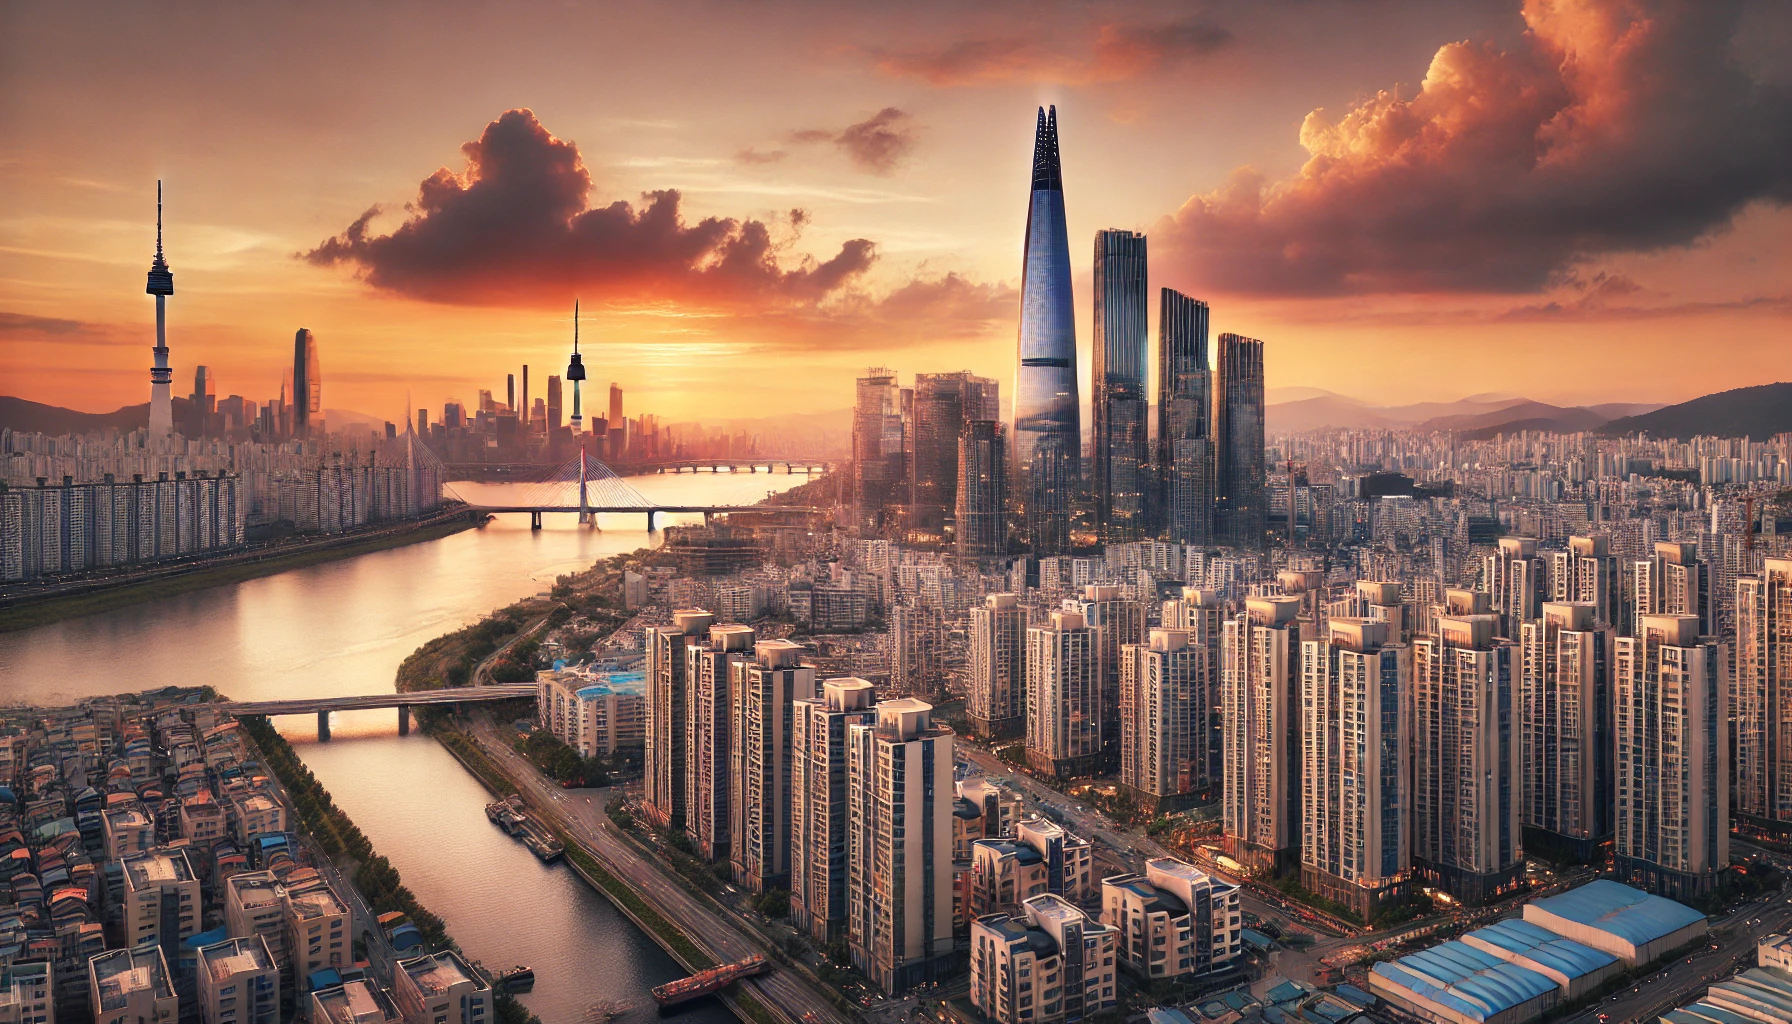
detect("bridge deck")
(224, 685), (536, 716)
(468, 504), (827, 514)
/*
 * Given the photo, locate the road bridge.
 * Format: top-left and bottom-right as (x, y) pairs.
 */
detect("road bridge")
(222, 684), (536, 740)
(444, 454), (830, 529)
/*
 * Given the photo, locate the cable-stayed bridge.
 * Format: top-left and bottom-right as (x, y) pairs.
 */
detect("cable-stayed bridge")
(443, 453), (826, 529)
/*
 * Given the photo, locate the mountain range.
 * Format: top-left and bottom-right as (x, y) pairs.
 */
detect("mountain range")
(1266, 389), (1662, 437)
(1601, 382), (1792, 440)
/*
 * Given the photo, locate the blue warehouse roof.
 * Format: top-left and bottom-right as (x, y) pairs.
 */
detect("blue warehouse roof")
(1527, 880), (1705, 946)
(1467, 919), (1617, 978)
(1373, 941), (1557, 1022)
(1662, 1003), (1758, 1024)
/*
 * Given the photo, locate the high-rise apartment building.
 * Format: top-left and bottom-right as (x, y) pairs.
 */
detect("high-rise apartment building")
(1069, 584), (1146, 770)
(687, 623), (756, 862)
(1156, 289), (1212, 545)
(122, 849), (201, 958)
(1091, 229), (1149, 544)
(1213, 334), (1265, 549)
(968, 816), (1095, 918)
(292, 329), (321, 437)
(1615, 615), (1727, 899)
(891, 605), (944, 697)
(1484, 537), (1546, 639)
(644, 609), (715, 831)
(1222, 596), (1302, 876)
(1120, 629), (1206, 804)
(1633, 542), (1712, 637)
(1519, 602), (1614, 861)
(1026, 609), (1100, 778)
(1300, 618), (1412, 917)
(956, 420), (1008, 559)
(1550, 535), (1624, 634)
(1735, 557), (1792, 826)
(1163, 587), (1225, 790)
(969, 594), (1027, 739)
(791, 677), (878, 943)
(848, 699), (956, 993)
(730, 639), (816, 893)
(1413, 615), (1523, 903)
(853, 368), (905, 532)
(547, 374), (563, 431)
(1013, 107), (1080, 554)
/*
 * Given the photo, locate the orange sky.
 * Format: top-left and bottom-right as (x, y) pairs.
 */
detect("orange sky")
(2, 0), (1789, 425)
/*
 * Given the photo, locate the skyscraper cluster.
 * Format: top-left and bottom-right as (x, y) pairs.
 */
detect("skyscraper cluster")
(851, 107), (1269, 557)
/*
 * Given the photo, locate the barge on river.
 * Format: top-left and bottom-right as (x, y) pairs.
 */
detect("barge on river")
(650, 956), (770, 1008)
(484, 796), (564, 862)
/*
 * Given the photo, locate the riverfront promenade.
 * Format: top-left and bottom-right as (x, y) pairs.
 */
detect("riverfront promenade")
(464, 721), (851, 1024)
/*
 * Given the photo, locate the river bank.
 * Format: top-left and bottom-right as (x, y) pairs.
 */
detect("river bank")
(0, 506), (483, 632)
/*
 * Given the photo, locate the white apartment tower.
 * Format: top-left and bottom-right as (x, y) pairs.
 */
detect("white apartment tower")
(730, 639), (816, 893)
(1026, 610), (1101, 778)
(848, 698), (956, 994)
(1736, 558), (1792, 826)
(1413, 614), (1523, 903)
(1550, 535), (1624, 633)
(1120, 629), (1205, 803)
(1615, 615), (1727, 899)
(1519, 602), (1614, 861)
(1300, 618), (1411, 918)
(1484, 537), (1546, 639)
(968, 594), (1028, 739)
(792, 677), (878, 943)
(1221, 596), (1302, 877)
(687, 622), (755, 862)
(1633, 541), (1712, 637)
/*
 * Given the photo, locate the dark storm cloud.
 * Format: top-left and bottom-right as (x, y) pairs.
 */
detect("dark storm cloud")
(1152, 0), (1792, 296)
(739, 108), (918, 175)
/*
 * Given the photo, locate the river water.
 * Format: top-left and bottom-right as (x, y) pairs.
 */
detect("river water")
(0, 470), (813, 1024)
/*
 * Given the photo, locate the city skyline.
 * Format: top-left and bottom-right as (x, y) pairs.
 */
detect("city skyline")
(5, 0), (1790, 424)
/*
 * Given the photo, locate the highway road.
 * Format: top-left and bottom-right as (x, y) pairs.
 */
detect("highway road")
(467, 722), (851, 1024)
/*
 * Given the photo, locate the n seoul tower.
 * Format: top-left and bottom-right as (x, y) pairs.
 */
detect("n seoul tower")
(146, 181), (175, 436)
(566, 302), (591, 523)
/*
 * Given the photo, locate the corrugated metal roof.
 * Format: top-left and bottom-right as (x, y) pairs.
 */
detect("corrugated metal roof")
(1527, 880), (1705, 946)
(1706, 967), (1792, 1021)
(1663, 1001), (1761, 1024)
(1373, 941), (1557, 1021)
(1467, 919), (1617, 978)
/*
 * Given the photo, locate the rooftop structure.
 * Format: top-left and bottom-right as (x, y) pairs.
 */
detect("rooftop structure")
(1522, 879), (1706, 965)
(1459, 919), (1621, 1000)
(311, 980), (405, 1024)
(1697, 967), (1792, 1023)
(91, 945), (176, 1013)
(1370, 940), (1559, 1024)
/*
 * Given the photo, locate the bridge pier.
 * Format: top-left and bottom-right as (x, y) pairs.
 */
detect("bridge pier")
(397, 706), (410, 736)
(530, 511), (542, 530)
(647, 510), (658, 531)
(317, 711), (331, 742)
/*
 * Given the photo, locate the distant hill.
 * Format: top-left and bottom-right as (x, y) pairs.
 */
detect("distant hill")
(1268, 391), (1667, 436)
(1418, 401), (1609, 435)
(1601, 383), (1792, 439)
(0, 396), (194, 435)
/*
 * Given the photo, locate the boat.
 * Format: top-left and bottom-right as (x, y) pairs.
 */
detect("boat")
(650, 955), (770, 1007)
(486, 797), (560, 860)
(485, 798), (527, 836)
(495, 966), (535, 992)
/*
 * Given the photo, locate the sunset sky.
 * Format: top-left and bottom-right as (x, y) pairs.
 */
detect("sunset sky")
(3, 0), (1789, 426)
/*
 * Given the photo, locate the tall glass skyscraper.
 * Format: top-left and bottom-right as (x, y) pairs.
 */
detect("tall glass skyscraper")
(1214, 333), (1265, 548)
(1092, 230), (1148, 544)
(1014, 106), (1080, 554)
(1157, 289), (1213, 544)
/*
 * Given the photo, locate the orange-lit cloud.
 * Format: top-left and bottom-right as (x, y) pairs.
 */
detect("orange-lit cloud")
(1153, 0), (1792, 296)
(307, 109), (878, 310)
(871, 17), (1231, 86)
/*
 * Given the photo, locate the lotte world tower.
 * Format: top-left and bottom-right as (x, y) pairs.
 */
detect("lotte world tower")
(1013, 106), (1080, 553)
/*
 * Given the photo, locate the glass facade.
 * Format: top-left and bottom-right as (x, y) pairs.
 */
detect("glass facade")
(1014, 107), (1080, 554)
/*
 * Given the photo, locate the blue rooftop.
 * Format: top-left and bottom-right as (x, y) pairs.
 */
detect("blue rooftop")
(576, 670), (645, 700)
(1374, 941), (1557, 1022)
(1662, 1003), (1755, 1024)
(1527, 880), (1705, 946)
(1466, 919), (1617, 978)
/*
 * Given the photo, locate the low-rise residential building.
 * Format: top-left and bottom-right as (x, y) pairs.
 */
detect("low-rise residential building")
(89, 947), (177, 1024)
(1761, 934), (1792, 972)
(1101, 858), (1241, 980)
(968, 817), (1094, 918)
(393, 952), (492, 1024)
(227, 793), (286, 847)
(310, 981), (405, 1024)
(0, 961), (53, 1024)
(196, 936), (278, 1024)
(102, 806), (155, 861)
(536, 665), (647, 758)
(970, 894), (1117, 1024)
(121, 849), (201, 954)
(180, 794), (228, 847)
(284, 874), (350, 988)
(223, 872), (288, 966)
